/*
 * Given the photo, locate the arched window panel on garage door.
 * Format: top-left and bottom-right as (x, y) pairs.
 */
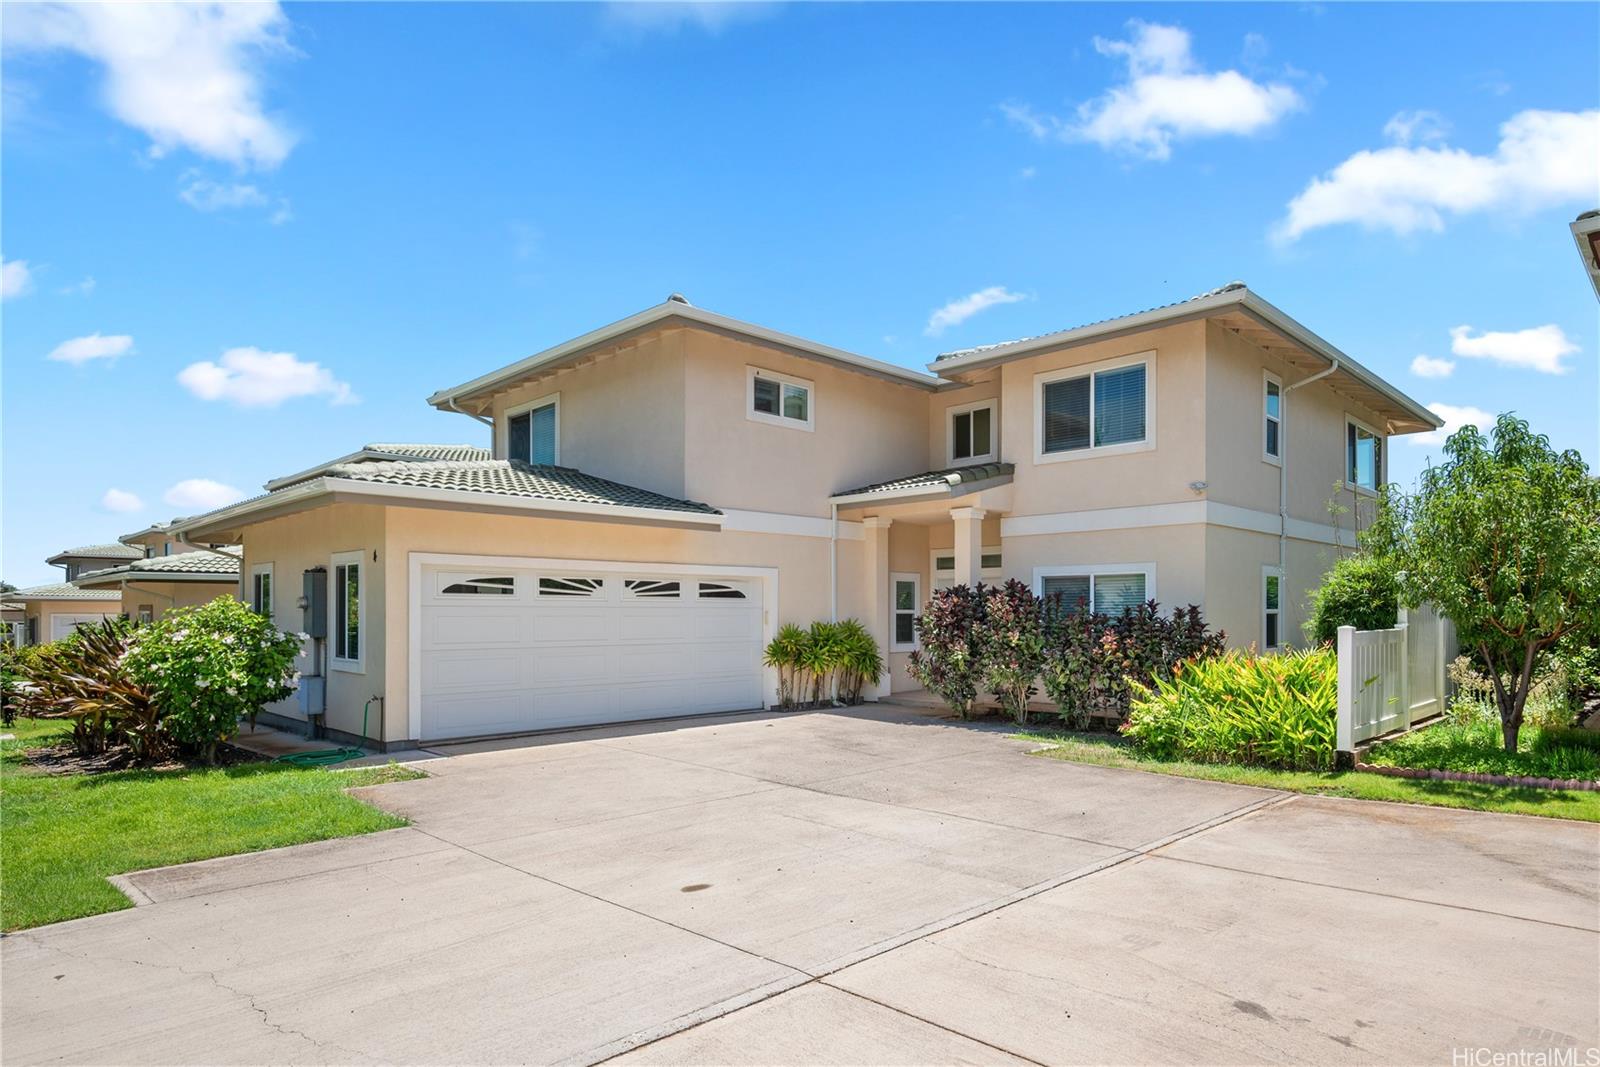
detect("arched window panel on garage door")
(538, 576), (605, 597)
(439, 575), (517, 596)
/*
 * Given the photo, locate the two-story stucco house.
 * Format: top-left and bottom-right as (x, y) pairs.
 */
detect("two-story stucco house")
(171, 284), (1438, 748)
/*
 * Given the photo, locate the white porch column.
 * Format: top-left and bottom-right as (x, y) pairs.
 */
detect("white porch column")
(951, 506), (987, 587)
(862, 517), (893, 700)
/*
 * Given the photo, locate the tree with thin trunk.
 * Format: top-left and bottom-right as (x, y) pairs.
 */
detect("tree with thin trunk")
(1369, 414), (1600, 751)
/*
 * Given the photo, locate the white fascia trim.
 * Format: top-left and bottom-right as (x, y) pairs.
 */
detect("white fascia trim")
(75, 570), (238, 588)
(720, 509), (864, 541)
(406, 552), (782, 741)
(427, 301), (940, 409)
(1001, 500), (1358, 548)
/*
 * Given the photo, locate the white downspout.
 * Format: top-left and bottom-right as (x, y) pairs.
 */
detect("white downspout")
(829, 502), (839, 623)
(1279, 360), (1340, 577)
(445, 397), (494, 426)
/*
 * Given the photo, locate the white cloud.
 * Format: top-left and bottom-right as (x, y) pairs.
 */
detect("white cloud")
(1411, 402), (1495, 447)
(1449, 324), (1578, 375)
(601, 2), (780, 35)
(47, 332), (134, 365)
(177, 346), (356, 407)
(58, 275), (96, 296)
(1005, 22), (1301, 161)
(1275, 108), (1600, 242)
(1382, 109), (1450, 146)
(163, 478), (245, 511)
(1019, 166), (1038, 180)
(925, 286), (1028, 337)
(2, 258), (33, 299)
(1409, 354), (1456, 379)
(178, 175), (292, 223)
(4, 1), (296, 168)
(100, 488), (144, 513)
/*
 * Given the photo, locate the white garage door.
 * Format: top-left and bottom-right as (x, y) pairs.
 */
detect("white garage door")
(418, 563), (766, 741)
(50, 613), (114, 641)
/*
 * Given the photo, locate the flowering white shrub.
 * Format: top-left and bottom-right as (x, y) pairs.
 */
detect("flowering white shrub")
(122, 597), (302, 761)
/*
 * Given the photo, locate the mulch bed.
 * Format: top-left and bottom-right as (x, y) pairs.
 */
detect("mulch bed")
(23, 741), (266, 776)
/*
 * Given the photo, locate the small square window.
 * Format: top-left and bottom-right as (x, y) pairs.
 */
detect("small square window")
(950, 403), (995, 463)
(748, 367), (814, 431)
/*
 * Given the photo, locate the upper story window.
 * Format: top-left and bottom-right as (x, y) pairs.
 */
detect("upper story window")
(948, 400), (995, 465)
(1035, 355), (1151, 462)
(508, 395), (559, 465)
(747, 366), (813, 432)
(1264, 373), (1282, 462)
(1346, 418), (1382, 492)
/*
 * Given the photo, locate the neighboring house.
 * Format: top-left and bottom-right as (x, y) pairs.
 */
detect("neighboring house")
(118, 520), (221, 560)
(6, 583), (122, 644)
(2, 601), (24, 647)
(1571, 210), (1600, 300)
(72, 550), (242, 623)
(46, 542), (145, 582)
(172, 285), (1439, 747)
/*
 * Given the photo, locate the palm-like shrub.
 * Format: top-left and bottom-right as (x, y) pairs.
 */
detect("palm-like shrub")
(978, 580), (1047, 724)
(764, 623), (810, 707)
(10, 619), (166, 759)
(1122, 648), (1337, 769)
(763, 619), (884, 708)
(122, 597), (302, 763)
(906, 585), (987, 719)
(833, 619), (884, 705)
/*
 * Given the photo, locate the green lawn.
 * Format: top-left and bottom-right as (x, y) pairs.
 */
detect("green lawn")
(1, 718), (426, 931)
(1363, 720), (1600, 781)
(1016, 729), (1600, 823)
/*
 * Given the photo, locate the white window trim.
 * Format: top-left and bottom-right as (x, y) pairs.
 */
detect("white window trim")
(1263, 369), (1283, 467)
(250, 562), (274, 620)
(946, 398), (997, 466)
(1344, 412), (1382, 497)
(504, 392), (561, 465)
(746, 365), (815, 433)
(1030, 562), (1157, 610)
(330, 550), (365, 674)
(890, 571), (921, 652)
(1262, 564), (1284, 652)
(929, 546), (1003, 582)
(1033, 350), (1157, 465)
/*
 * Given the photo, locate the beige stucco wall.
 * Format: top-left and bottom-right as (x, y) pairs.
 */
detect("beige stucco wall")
(1203, 321), (1389, 532)
(681, 333), (931, 514)
(993, 321), (1208, 517)
(120, 581), (236, 620)
(489, 328), (689, 500)
(1203, 523), (1349, 651)
(238, 503), (389, 742)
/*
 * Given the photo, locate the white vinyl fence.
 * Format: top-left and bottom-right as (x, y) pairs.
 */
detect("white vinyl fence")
(1335, 604), (1457, 756)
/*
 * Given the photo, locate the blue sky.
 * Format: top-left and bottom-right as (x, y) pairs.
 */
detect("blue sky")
(3, 1), (1596, 586)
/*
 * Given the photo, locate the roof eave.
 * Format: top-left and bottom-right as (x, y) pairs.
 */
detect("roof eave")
(74, 569), (240, 589)
(830, 472), (1013, 507)
(427, 301), (940, 411)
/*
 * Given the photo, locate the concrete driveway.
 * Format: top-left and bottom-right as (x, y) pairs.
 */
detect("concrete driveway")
(4, 707), (1597, 1065)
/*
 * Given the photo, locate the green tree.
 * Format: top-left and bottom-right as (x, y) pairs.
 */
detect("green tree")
(1373, 415), (1600, 751)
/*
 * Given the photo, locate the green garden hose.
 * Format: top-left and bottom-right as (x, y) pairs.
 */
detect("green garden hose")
(272, 696), (375, 767)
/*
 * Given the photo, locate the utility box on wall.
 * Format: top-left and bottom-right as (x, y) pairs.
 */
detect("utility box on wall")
(302, 567), (327, 639)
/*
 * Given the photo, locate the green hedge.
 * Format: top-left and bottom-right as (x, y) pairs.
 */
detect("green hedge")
(1304, 553), (1399, 645)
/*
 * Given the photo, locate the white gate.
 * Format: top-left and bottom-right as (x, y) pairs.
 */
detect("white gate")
(1336, 604), (1457, 754)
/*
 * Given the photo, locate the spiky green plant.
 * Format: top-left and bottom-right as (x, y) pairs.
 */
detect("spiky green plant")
(763, 623), (810, 708)
(833, 619), (884, 705)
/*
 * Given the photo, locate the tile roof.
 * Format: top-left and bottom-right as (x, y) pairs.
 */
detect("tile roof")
(934, 282), (1248, 362)
(46, 542), (145, 563)
(264, 442), (493, 490)
(75, 550), (241, 585)
(326, 459), (722, 515)
(834, 462), (1015, 498)
(8, 582), (123, 602)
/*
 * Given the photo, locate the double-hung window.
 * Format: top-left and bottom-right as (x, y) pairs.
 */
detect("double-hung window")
(1037, 356), (1150, 460)
(332, 552), (363, 670)
(1035, 566), (1152, 617)
(890, 573), (921, 651)
(1264, 373), (1282, 462)
(948, 401), (995, 464)
(1346, 418), (1381, 492)
(747, 367), (813, 431)
(1262, 567), (1283, 651)
(507, 396), (559, 465)
(251, 564), (273, 618)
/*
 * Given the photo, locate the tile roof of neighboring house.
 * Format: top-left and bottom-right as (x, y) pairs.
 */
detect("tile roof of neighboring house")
(264, 442), (493, 490)
(325, 459), (721, 514)
(2, 602), (24, 613)
(834, 462), (1015, 499)
(934, 283), (1248, 362)
(74, 550), (242, 587)
(45, 542), (145, 565)
(8, 582), (123, 602)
